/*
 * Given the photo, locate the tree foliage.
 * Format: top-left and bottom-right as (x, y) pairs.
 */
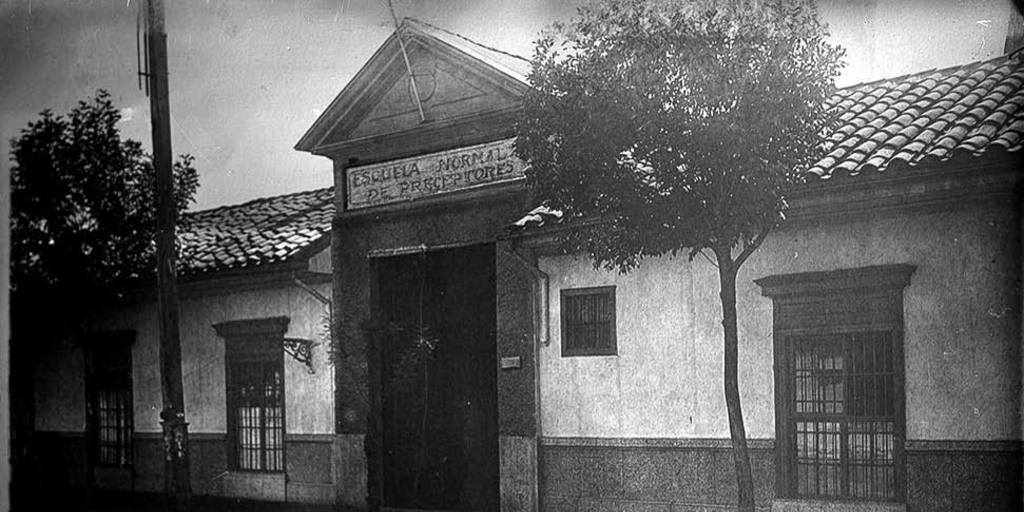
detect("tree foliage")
(515, 2), (843, 510)
(10, 90), (199, 325)
(516, 0), (843, 270)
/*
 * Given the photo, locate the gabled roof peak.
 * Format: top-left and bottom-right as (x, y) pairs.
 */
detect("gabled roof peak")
(295, 18), (531, 154)
(398, 17), (531, 85)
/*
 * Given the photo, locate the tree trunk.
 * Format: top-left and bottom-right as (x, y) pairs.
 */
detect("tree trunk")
(716, 252), (756, 512)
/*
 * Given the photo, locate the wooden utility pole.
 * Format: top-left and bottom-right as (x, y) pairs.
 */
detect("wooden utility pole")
(145, 0), (191, 509)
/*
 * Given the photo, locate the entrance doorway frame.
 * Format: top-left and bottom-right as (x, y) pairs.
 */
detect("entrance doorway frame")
(368, 242), (501, 512)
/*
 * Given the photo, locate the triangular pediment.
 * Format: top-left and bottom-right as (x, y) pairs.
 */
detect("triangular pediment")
(296, 19), (530, 155)
(342, 49), (520, 141)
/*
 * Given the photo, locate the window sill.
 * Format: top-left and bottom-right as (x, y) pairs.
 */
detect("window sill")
(561, 351), (618, 357)
(771, 499), (905, 512)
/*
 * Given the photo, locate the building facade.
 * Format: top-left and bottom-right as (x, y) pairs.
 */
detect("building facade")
(28, 188), (338, 506)
(26, 13), (1024, 512)
(295, 18), (1023, 512)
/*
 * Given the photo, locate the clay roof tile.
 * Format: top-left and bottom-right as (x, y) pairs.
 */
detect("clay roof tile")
(178, 187), (334, 276)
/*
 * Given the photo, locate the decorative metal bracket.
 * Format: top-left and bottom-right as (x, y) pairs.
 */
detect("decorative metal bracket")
(283, 337), (318, 374)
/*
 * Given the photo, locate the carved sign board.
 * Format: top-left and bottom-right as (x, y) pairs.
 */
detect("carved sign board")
(346, 138), (525, 210)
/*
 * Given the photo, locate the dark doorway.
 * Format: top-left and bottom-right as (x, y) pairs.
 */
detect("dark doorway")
(374, 243), (499, 511)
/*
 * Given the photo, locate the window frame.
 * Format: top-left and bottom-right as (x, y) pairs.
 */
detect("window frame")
(214, 317), (289, 473)
(85, 331), (135, 468)
(755, 265), (914, 503)
(560, 285), (617, 357)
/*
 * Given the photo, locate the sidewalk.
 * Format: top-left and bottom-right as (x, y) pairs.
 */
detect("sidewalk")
(76, 493), (365, 512)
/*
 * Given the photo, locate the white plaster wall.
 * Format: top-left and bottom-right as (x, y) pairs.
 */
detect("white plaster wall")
(35, 282), (335, 436)
(539, 200), (1020, 442)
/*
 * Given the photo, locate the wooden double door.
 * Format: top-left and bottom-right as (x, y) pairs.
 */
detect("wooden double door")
(374, 243), (499, 511)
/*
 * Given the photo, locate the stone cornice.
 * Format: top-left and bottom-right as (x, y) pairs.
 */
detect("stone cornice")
(538, 436), (1023, 453)
(904, 439), (1023, 453)
(787, 157), (1021, 223)
(754, 264), (916, 299)
(116, 264), (331, 305)
(508, 157), (1022, 253)
(314, 107), (521, 163)
(539, 436), (775, 450)
(212, 316), (290, 339)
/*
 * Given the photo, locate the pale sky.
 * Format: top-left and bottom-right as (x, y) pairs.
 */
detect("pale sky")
(0, 0), (1016, 210)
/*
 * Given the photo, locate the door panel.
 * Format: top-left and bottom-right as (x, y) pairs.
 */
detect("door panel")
(375, 244), (498, 511)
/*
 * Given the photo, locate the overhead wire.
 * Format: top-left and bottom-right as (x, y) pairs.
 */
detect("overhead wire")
(384, 0), (427, 122)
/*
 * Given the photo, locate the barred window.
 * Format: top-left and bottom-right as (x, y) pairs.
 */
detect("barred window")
(89, 334), (134, 467)
(561, 286), (616, 356)
(215, 317), (289, 473)
(756, 265), (913, 503)
(790, 332), (897, 499)
(227, 360), (284, 471)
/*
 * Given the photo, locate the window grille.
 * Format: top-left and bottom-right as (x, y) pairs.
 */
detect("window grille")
(227, 359), (284, 472)
(561, 286), (616, 356)
(89, 334), (133, 467)
(216, 317), (290, 473)
(755, 264), (913, 504)
(791, 332), (896, 499)
(97, 386), (133, 466)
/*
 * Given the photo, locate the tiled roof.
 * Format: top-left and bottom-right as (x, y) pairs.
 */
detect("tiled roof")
(511, 52), (1024, 230)
(404, 18), (531, 85)
(811, 51), (1023, 178)
(178, 187), (334, 276)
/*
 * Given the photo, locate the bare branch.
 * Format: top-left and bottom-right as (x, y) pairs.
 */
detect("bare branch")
(699, 249), (719, 269)
(734, 223), (772, 269)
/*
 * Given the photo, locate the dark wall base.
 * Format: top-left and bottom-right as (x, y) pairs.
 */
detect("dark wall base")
(32, 491), (342, 512)
(24, 431), (1021, 511)
(539, 440), (1023, 512)
(905, 443), (1022, 512)
(17, 431), (337, 508)
(539, 440), (775, 512)
(131, 433), (229, 494)
(12, 432), (88, 511)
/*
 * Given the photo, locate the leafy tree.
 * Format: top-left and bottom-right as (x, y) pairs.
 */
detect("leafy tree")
(10, 89), (199, 338)
(9, 90), (198, 505)
(514, 1), (843, 509)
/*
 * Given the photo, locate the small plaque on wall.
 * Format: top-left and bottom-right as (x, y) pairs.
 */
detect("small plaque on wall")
(500, 356), (522, 370)
(345, 138), (526, 210)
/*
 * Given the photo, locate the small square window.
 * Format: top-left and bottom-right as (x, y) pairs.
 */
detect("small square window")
(560, 286), (616, 357)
